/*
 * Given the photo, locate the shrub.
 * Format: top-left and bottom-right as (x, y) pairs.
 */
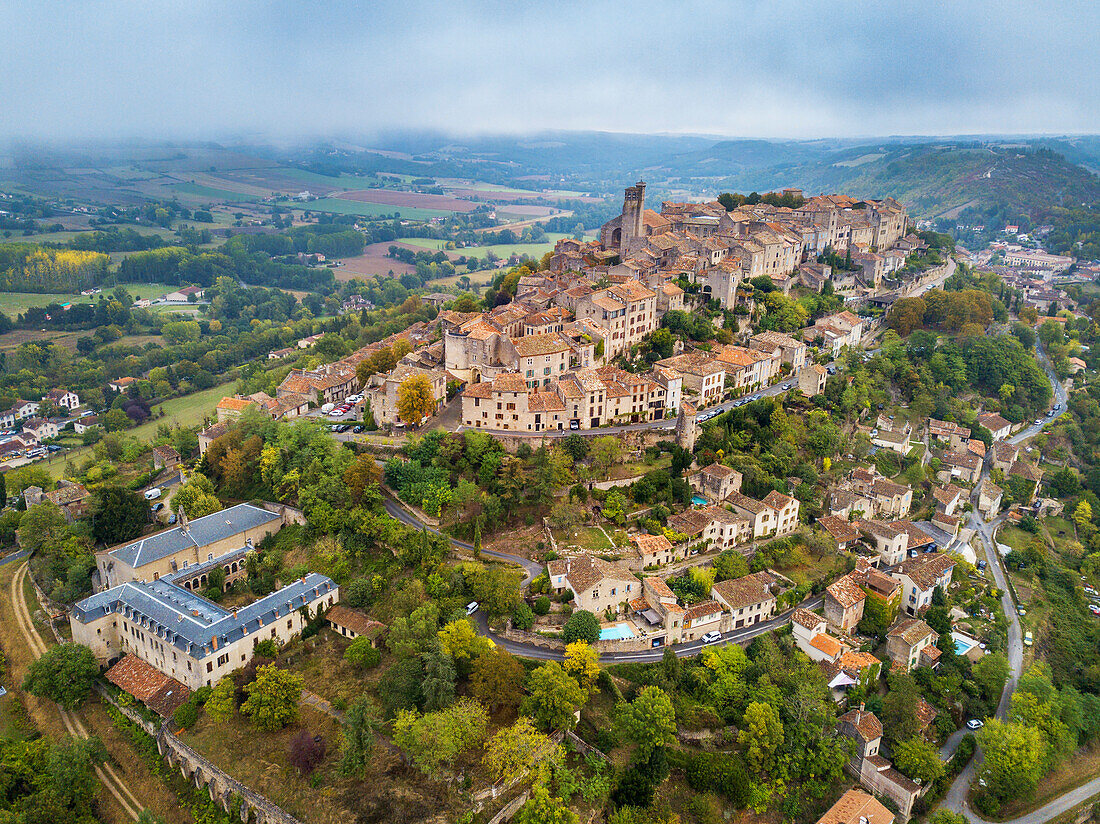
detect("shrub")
(344, 638), (381, 670)
(253, 639), (278, 658)
(173, 702), (199, 730)
(533, 596), (551, 615)
(288, 729), (327, 776)
(512, 602), (535, 631)
(563, 610), (600, 644)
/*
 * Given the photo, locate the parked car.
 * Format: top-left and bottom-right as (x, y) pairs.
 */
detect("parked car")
(352, 425), (363, 433)
(701, 631), (722, 644)
(466, 601), (479, 615)
(1024, 631), (1034, 646)
(977, 559), (987, 570)
(1018, 607), (1026, 616)
(966, 719), (984, 730)
(143, 487), (161, 501)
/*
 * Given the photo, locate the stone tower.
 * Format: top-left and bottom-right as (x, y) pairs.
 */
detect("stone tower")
(621, 180), (646, 248)
(676, 400), (697, 454)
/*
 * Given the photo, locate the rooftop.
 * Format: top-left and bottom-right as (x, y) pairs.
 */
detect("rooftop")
(106, 503), (280, 569)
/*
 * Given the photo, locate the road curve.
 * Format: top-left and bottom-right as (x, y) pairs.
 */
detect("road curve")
(940, 337), (1087, 824)
(10, 562), (143, 821)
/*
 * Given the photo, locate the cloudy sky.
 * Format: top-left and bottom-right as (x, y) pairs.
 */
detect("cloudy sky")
(3, 0), (1099, 142)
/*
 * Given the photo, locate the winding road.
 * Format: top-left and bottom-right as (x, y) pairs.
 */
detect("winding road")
(940, 339), (1100, 823)
(10, 561), (143, 821)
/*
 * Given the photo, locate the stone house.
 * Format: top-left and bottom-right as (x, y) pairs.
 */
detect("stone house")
(815, 789), (894, 824)
(886, 618), (939, 672)
(978, 411), (1012, 441)
(547, 555), (638, 616)
(836, 708), (923, 821)
(749, 331), (807, 373)
(856, 519), (909, 566)
(977, 480), (1003, 517)
(824, 574), (866, 632)
(892, 553), (955, 616)
(689, 462), (743, 502)
(711, 571), (778, 629)
(927, 418), (971, 451)
(326, 605), (385, 646)
(798, 363), (828, 396)
(791, 607), (845, 663)
(939, 450), (981, 484)
(152, 445), (181, 471)
(817, 515), (861, 550)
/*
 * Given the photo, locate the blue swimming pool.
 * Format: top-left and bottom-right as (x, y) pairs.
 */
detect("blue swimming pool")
(600, 623), (636, 641)
(952, 631), (978, 655)
(691, 495), (708, 507)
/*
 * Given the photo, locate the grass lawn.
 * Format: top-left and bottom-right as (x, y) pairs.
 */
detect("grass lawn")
(274, 168), (384, 188)
(0, 282), (173, 318)
(609, 454), (672, 480)
(554, 526), (615, 552)
(169, 182), (260, 203)
(49, 381), (233, 478)
(301, 198), (450, 221)
(429, 269), (496, 288)
(776, 551), (848, 588)
(997, 525), (1034, 554)
(278, 628), (380, 709)
(403, 232), (589, 262)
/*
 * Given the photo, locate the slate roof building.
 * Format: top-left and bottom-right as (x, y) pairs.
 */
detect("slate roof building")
(72, 570), (338, 690)
(96, 503), (283, 591)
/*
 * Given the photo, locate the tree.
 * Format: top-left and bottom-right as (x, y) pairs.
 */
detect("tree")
(616, 686), (677, 756)
(241, 664), (303, 731)
(204, 677), (236, 722)
(471, 647), (526, 713)
(512, 601), (535, 630)
(288, 728), (327, 776)
(437, 619), (493, 668)
(338, 695), (379, 776)
(563, 641), (600, 694)
(482, 717), (564, 784)
(22, 643), (99, 709)
(562, 610), (600, 644)
(396, 374), (436, 426)
(420, 647), (457, 712)
(977, 719), (1045, 801)
(893, 737), (945, 784)
(17, 502), (68, 554)
(930, 812), (968, 824)
(344, 637), (381, 670)
(660, 646), (680, 684)
(739, 701), (783, 773)
(590, 436), (622, 476)
(524, 662), (587, 731)
(0, 471), (7, 506)
(972, 652), (1010, 701)
(88, 485), (148, 545)
(392, 698), (489, 778)
(514, 784), (578, 824)
(172, 479), (222, 519)
(1075, 499), (1093, 527)
(881, 672), (921, 743)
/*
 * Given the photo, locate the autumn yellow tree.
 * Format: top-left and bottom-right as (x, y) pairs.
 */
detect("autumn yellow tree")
(563, 641), (600, 694)
(397, 374), (436, 426)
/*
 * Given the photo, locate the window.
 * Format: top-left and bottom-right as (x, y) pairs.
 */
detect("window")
(206, 662), (213, 673)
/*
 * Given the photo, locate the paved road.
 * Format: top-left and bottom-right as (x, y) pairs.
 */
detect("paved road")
(1008, 340), (1068, 446)
(940, 336), (1080, 824)
(472, 595), (824, 663)
(383, 491), (820, 661)
(0, 549), (28, 567)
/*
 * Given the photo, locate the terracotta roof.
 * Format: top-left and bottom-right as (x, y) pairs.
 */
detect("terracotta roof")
(645, 576), (676, 600)
(1009, 461), (1044, 482)
(216, 397), (254, 412)
(105, 654), (191, 717)
(511, 333), (571, 357)
(563, 555), (636, 595)
(978, 412), (1011, 432)
(891, 520), (934, 548)
(762, 490), (794, 511)
(698, 462), (739, 480)
(896, 553), (955, 591)
(839, 707), (883, 741)
(327, 605), (385, 639)
(818, 515), (860, 543)
(152, 445), (180, 462)
(915, 696), (938, 730)
(888, 617), (936, 646)
(630, 533), (674, 556)
(200, 421), (232, 441)
(817, 789), (895, 824)
(45, 483), (88, 506)
(791, 607), (824, 631)
(810, 633), (843, 658)
(839, 651), (882, 674)
(827, 575), (867, 609)
(684, 600), (723, 622)
(711, 571), (776, 610)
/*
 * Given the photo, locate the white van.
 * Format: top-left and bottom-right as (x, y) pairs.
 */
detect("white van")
(321, 403), (335, 414)
(466, 601), (479, 615)
(143, 487), (162, 501)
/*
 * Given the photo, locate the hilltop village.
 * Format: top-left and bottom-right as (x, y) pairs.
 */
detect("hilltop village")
(9, 181), (1098, 824)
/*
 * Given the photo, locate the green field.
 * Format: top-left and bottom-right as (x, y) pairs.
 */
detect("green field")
(299, 198), (450, 220)
(274, 168), (386, 188)
(0, 283), (174, 317)
(49, 381), (234, 479)
(404, 231), (589, 262)
(171, 182), (260, 203)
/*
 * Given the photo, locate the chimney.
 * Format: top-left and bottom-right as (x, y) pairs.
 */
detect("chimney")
(859, 702), (865, 712)
(212, 635), (218, 650)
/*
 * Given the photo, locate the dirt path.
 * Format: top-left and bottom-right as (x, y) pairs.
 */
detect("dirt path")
(10, 562), (143, 821)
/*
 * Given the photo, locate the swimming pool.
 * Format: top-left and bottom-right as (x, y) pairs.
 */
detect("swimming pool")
(691, 495), (708, 507)
(600, 622), (636, 641)
(952, 631), (978, 655)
